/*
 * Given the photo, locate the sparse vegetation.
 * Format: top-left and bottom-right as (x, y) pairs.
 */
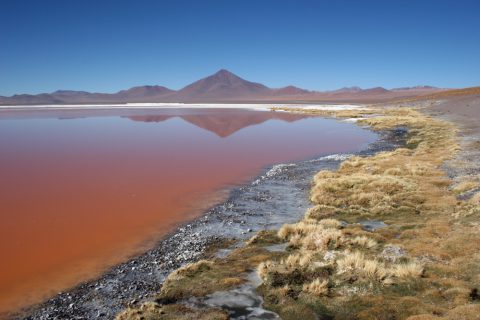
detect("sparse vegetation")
(116, 302), (229, 320)
(302, 278), (329, 296)
(116, 106), (480, 320)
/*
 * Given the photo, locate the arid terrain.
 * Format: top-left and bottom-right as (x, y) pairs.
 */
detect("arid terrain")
(114, 89), (480, 320)
(4, 88), (480, 320)
(2, 0), (478, 318)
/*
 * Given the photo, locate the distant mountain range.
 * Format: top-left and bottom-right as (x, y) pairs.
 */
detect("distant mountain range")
(0, 69), (447, 105)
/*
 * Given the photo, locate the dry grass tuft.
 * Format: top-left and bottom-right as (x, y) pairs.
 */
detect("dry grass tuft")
(452, 180), (479, 195)
(116, 302), (229, 320)
(305, 205), (341, 220)
(300, 228), (344, 251)
(166, 260), (214, 281)
(445, 304), (480, 320)
(405, 315), (442, 320)
(282, 252), (313, 270)
(312, 171), (419, 216)
(336, 250), (387, 281)
(318, 218), (343, 229)
(257, 260), (275, 281)
(302, 278), (329, 296)
(391, 262), (424, 279)
(350, 236), (377, 248)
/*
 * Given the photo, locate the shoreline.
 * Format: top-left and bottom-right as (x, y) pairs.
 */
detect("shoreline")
(10, 123), (403, 320)
(0, 103), (368, 113)
(116, 102), (480, 320)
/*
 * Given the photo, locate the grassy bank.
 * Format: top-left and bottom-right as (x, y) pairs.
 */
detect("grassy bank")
(117, 107), (480, 320)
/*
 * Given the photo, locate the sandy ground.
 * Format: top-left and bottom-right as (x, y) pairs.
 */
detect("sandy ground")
(365, 94), (480, 191)
(416, 94), (480, 188)
(427, 94), (480, 136)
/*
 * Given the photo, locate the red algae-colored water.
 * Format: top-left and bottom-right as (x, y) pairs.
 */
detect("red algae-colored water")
(0, 107), (376, 314)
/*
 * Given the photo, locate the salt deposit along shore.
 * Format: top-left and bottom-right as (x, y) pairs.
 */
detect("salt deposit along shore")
(0, 102), (368, 111)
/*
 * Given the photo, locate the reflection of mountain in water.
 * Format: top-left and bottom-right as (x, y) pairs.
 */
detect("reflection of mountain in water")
(126, 111), (310, 137)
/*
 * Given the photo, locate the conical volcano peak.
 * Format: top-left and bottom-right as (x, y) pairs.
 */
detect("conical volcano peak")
(209, 69), (244, 82)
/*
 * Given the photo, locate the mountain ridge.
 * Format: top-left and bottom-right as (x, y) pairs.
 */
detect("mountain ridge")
(0, 69), (447, 105)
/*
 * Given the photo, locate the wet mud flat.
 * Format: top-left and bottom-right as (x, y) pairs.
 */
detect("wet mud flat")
(13, 128), (407, 320)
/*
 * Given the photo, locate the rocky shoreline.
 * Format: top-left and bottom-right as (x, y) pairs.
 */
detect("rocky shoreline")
(11, 127), (407, 320)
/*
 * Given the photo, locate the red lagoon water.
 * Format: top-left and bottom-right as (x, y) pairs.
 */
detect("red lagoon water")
(0, 107), (376, 314)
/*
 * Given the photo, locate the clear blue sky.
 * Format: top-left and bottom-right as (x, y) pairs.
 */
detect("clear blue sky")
(1, 0), (479, 96)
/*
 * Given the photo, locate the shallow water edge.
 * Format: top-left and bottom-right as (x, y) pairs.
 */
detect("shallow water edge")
(11, 126), (407, 320)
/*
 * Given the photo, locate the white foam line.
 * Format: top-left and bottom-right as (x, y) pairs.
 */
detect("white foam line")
(251, 152), (354, 185)
(298, 104), (369, 111)
(0, 103), (270, 111)
(308, 153), (354, 162)
(342, 117), (367, 123)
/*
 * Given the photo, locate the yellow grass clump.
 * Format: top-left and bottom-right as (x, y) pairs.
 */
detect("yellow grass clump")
(302, 278), (329, 296)
(336, 250), (388, 281)
(350, 235), (378, 248)
(305, 204), (342, 220)
(166, 260), (214, 281)
(312, 170), (418, 215)
(391, 261), (424, 279)
(317, 218), (343, 229)
(116, 302), (229, 320)
(452, 180), (479, 195)
(257, 260), (275, 281)
(277, 220), (325, 239)
(300, 228), (344, 251)
(282, 252), (313, 270)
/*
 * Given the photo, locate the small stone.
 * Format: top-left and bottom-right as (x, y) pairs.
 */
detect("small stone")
(380, 245), (406, 262)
